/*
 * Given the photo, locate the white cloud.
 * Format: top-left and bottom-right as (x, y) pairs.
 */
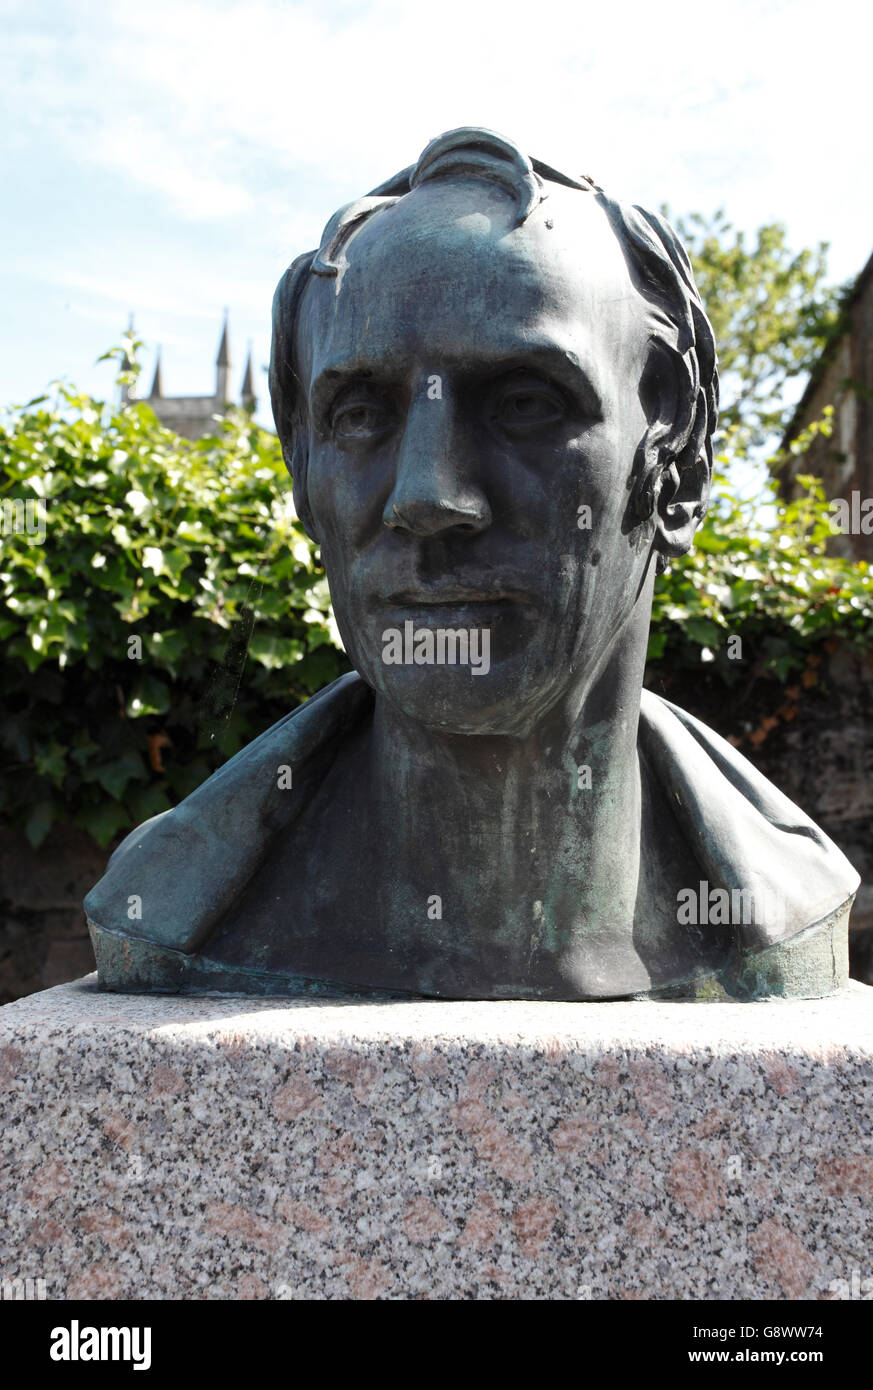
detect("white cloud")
(32, 264), (266, 321)
(87, 118), (254, 221)
(1, 0), (868, 420)
(2, 0), (867, 250)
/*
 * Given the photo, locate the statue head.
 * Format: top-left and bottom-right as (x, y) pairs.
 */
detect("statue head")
(270, 127), (718, 736)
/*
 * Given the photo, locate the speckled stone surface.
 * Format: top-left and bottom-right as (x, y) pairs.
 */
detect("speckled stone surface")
(1, 976), (872, 1301)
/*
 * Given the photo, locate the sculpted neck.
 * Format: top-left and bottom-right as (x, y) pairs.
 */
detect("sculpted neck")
(367, 588), (653, 922)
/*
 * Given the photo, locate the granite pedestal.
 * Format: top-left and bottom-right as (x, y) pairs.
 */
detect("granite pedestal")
(1, 977), (871, 1300)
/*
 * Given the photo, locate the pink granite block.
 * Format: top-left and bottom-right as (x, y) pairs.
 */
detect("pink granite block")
(1, 977), (872, 1300)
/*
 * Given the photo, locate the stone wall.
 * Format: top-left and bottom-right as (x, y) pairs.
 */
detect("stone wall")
(652, 639), (873, 982)
(0, 827), (102, 1004)
(777, 250), (873, 562)
(746, 645), (873, 972)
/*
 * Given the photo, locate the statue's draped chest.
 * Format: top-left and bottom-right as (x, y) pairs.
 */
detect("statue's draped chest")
(202, 747), (724, 999)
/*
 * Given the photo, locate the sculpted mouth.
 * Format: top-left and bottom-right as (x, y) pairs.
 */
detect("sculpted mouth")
(386, 588), (520, 605)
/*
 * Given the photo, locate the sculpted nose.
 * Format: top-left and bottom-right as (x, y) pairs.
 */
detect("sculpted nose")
(384, 488), (491, 537)
(382, 394), (491, 538)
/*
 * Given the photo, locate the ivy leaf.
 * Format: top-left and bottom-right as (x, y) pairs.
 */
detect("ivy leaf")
(126, 675), (171, 717)
(33, 742), (67, 783)
(94, 751), (148, 800)
(75, 800), (132, 848)
(247, 633), (304, 669)
(24, 799), (55, 849)
(685, 617), (724, 647)
(126, 784), (172, 824)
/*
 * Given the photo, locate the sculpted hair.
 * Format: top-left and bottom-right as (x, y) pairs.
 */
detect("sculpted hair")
(269, 127), (718, 553)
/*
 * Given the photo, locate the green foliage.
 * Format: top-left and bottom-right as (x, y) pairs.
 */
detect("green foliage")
(647, 212), (871, 688)
(0, 350), (348, 848)
(648, 421), (873, 686)
(3, 205), (870, 856)
(674, 209), (847, 452)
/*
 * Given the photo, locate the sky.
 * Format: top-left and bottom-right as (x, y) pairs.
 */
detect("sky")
(1, 0), (870, 431)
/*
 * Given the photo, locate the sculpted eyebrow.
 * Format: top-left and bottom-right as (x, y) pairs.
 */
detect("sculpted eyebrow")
(475, 346), (603, 413)
(309, 343), (603, 421)
(310, 367), (390, 425)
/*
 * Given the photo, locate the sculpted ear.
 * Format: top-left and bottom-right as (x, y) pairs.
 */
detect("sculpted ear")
(635, 341), (711, 569)
(653, 454), (711, 566)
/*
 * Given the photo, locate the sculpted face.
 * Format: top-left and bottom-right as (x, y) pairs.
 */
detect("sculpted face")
(295, 177), (658, 735)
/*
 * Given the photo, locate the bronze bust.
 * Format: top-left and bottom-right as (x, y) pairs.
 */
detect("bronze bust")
(85, 128), (858, 1000)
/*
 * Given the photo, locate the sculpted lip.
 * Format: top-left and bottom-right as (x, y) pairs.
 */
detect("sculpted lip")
(387, 589), (515, 605)
(384, 584), (536, 606)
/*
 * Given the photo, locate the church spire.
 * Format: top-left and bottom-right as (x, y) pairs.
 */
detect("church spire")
(240, 343), (256, 411)
(215, 309), (230, 402)
(149, 348), (163, 399)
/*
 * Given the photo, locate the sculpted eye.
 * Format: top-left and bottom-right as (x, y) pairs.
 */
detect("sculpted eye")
(331, 394), (392, 441)
(493, 383), (566, 431)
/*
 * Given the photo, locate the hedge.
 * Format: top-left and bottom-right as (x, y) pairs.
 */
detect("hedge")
(1, 368), (870, 847)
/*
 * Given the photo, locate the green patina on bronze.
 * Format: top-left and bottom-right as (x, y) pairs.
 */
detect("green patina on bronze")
(85, 128), (859, 1001)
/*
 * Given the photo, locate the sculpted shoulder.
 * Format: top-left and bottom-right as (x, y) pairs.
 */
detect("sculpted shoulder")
(85, 679), (857, 999)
